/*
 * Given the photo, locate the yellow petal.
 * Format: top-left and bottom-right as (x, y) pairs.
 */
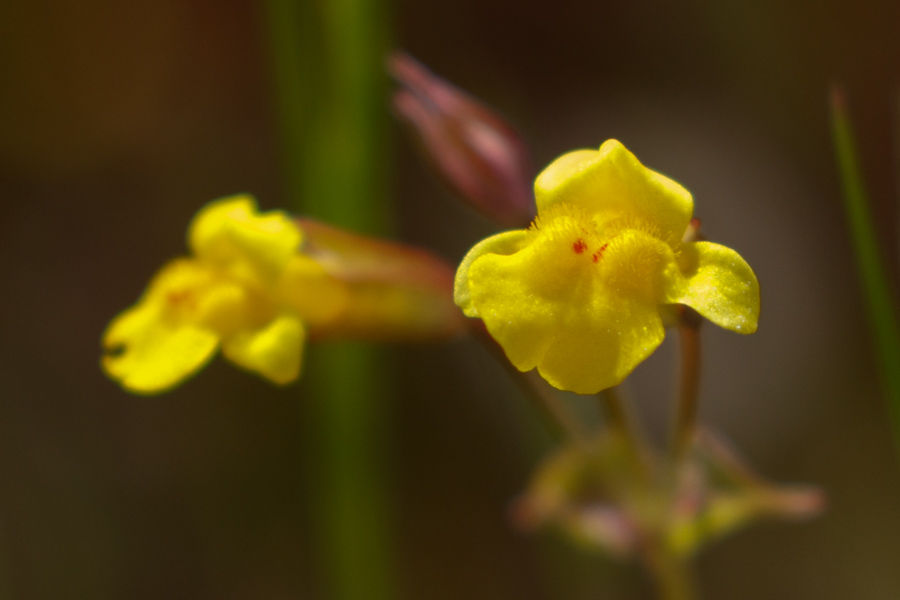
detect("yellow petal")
(466, 235), (666, 394)
(141, 258), (267, 335)
(276, 255), (349, 327)
(453, 229), (530, 316)
(666, 241), (760, 333)
(101, 301), (218, 394)
(534, 140), (693, 246)
(188, 195), (301, 283)
(222, 314), (305, 385)
(143, 258), (216, 309)
(193, 278), (267, 337)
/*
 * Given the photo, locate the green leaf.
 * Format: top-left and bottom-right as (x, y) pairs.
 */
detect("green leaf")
(830, 86), (900, 449)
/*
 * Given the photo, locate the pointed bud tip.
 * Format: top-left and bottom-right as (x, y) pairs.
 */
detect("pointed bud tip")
(386, 51), (424, 85)
(775, 485), (826, 520)
(388, 51), (536, 227)
(829, 83), (847, 114)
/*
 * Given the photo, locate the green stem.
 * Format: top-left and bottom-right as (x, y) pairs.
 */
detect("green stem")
(599, 386), (650, 477)
(262, 1), (395, 599)
(643, 538), (698, 600)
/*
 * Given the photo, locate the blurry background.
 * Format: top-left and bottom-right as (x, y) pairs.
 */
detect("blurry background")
(2, 0), (900, 598)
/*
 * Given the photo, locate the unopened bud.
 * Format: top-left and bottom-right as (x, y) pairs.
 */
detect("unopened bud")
(389, 52), (536, 227)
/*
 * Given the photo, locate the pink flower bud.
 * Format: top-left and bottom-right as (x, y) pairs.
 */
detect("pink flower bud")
(389, 52), (536, 227)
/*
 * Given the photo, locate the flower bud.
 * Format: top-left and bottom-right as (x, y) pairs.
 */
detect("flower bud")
(389, 52), (536, 227)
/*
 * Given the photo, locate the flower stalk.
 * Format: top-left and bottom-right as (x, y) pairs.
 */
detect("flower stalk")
(671, 308), (703, 464)
(642, 538), (697, 600)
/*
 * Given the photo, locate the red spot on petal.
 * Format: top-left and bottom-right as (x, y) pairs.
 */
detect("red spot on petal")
(167, 290), (190, 304)
(592, 243), (608, 263)
(573, 238), (587, 254)
(167, 289), (197, 311)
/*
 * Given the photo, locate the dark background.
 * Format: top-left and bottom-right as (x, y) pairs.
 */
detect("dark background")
(2, 0), (900, 598)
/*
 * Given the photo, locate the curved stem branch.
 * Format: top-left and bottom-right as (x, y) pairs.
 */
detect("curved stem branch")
(474, 324), (589, 445)
(599, 386), (650, 477)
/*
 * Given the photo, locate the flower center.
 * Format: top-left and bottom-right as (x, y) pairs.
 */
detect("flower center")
(532, 203), (606, 261)
(531, 203), (675, 303)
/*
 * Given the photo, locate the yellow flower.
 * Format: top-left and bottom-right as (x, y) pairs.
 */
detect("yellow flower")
(454, 140), (759, 394)
(101, 195), (337, 392)
(103, 195), (463, 394)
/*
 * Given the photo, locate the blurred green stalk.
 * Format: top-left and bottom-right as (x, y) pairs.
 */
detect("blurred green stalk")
(263, 1), (395, 599)
(830, 87), (900, 448)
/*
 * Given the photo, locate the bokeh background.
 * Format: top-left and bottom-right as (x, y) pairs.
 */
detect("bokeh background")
(2, 1), (900, 598)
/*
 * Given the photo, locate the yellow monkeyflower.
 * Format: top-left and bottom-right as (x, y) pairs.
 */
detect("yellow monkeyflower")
(454, 140), (759, 394)
(103, 195), (463, 394)
(102, 195), (340, 393)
